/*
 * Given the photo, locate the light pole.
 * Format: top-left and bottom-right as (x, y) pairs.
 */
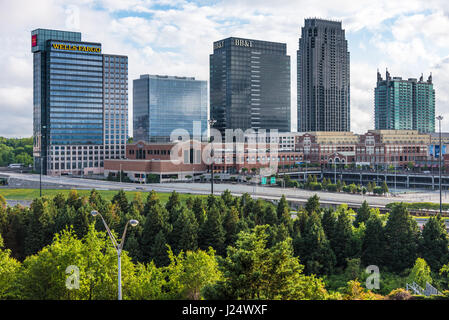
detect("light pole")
(208, 119), (217, 195)
(334, 162), (337, 184)
(39, 125), (47, 198)
(91, 210), (138, 300)
(437, 115), (443, 215)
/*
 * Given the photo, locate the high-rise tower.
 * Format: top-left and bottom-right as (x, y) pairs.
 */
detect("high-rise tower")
(31, 28), (128, 175)
(297, 18), (350, 132)
(375, 70), (435, 133)
(210, 37), (291, 135)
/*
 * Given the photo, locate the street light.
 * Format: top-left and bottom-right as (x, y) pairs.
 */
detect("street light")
(91, 210), (138, 300)
(39, 125), (47, 198)
(208, 118), (217, 195)
(437, 115), (443, 216)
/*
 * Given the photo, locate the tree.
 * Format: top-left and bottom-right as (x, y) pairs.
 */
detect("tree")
(408, 258), (432, 288)
(166, 191), (182, 224)
(0, 234), (21, 299)
(203, 225), (329, 300)
(383, 203), (420, 272)
(169, 208), (199, 255)
(342, 280), (383, 300)
(191, 197), (206, 229)
(336, 180), (342, 192)
(419, 215), (449, 272)
(354, 201), (371, 228)
(170, 248), (222, 300)
(223, 206), (240, 247)
(0, 194), (6, 209)
(331, 205), (355, 269)
(263, 205), (278, 226)
(304, 194), (320, 215)
(15, 225), (135, 300)
(221, 189), (235, 207)
(112, 190), (129, 214)
(361, 213), (386, 267)
(198, 206), (226, 255)
(381, 181), (389, 195)
(321, 209), (337, 245)
(126, 261), (165, 300)
(294, 211), (336, 275)
(141, 192), (172, 266)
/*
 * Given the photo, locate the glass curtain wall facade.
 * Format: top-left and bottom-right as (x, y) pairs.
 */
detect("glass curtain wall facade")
(31, 28), (128, 175)
(103, 55), (128, 160)
(375, 70), (435, 133)
(297, 19), (350, 132)
(32, 29), (82, 174)
(210, 37), (291, 134)
(133, 75), (207, 143)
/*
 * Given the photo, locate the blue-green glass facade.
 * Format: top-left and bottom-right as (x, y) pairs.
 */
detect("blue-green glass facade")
(133, 75), (207, 142)
(375, 70), (435, 133)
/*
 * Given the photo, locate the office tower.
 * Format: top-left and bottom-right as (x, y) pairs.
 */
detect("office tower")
(297, 18), (350, 132)
(103, 55), (129, 160)
(210, 37), (291, 135)
(133, 74), (207, 143)
(31, 28), (128, 175)
(375, 70), (435, 133)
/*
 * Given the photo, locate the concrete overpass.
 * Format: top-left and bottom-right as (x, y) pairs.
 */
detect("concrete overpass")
(1, 171), (447, 210)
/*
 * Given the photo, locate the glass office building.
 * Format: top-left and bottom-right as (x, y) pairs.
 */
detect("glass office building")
(103, 54), (128, 160)
(375, 70), (435, 133)
(133, 75), (207, 143)
(31, 28), (128, 175)
(210, 37), (291, 134)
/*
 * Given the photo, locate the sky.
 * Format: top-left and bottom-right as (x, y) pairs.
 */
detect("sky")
(1, 0), (449, 138)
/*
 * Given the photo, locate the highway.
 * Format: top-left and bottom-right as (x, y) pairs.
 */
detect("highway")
(1, 171), (447, 208)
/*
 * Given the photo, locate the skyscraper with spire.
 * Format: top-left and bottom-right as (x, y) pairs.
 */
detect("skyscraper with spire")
(374, 69), (435, 133)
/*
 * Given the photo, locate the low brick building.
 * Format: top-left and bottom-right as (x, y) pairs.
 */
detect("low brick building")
(104, 140), (304, 182)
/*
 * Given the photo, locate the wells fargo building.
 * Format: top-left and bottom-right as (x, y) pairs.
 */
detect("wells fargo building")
(31, 29), (128, 175)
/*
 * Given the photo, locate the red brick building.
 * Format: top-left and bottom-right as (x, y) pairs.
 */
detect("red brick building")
(104, 140), (304, 182)
(356, 130), (429, 168)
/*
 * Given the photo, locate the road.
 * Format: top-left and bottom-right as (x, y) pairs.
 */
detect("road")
(1, 171), (447, 208)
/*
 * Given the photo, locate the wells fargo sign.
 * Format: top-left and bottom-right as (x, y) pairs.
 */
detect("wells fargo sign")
(51, 43), (101, 53)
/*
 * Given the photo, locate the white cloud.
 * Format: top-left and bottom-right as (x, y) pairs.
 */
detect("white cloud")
(1, 0), (449, 138)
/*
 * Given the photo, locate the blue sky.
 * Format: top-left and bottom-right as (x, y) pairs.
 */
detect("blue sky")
(1, 0), (449, 137)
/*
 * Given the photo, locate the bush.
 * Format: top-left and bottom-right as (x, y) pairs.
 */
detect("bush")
(309, 182), (322, 190)
(387, 288), (412, 300)
(373, 186), (384, 195)
(326, 184), (337, 192)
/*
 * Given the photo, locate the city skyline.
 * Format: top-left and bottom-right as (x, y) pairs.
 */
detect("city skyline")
(2, 0), (449, 137)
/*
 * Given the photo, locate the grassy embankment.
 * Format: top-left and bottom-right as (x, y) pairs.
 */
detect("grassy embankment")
(0, 188), (205, 203)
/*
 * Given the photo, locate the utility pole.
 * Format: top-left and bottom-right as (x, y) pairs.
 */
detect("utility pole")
(437, 115), (443, 215)
(208, 118), (216, 195)
(334, 162), (337, 184)
(39, 156), (42, 197)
